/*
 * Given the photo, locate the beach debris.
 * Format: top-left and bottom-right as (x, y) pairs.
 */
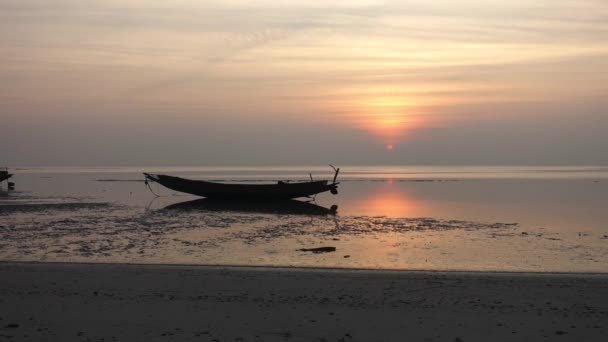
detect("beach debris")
(343, 255), (351, 258)
(298, 246), (336, 254)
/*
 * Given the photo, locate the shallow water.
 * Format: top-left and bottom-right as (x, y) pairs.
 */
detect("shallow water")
(1, 166), (607, 272)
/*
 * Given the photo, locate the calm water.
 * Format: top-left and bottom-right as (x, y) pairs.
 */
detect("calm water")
(1, 166), (607, 272)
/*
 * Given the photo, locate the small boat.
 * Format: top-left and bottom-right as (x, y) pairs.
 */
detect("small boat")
(164, 198), (338, 216)
(144, 166), (339, 199)
(0, 167), (12, 183)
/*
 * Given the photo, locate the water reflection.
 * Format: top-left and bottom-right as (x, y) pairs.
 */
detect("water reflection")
(342, 180), (419, 217)
(164, 198), (338, 216)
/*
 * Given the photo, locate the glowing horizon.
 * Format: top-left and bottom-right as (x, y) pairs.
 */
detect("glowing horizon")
(1, 0), (607, 166)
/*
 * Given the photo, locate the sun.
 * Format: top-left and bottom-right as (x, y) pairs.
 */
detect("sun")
(327, 88), (427, 146)
(354, 94), (420, 145)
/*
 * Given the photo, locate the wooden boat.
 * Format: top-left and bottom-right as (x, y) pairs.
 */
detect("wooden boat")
(164, 198), (337, 216)
(143, 166), (339, 199)
(0, 168), (12, 183)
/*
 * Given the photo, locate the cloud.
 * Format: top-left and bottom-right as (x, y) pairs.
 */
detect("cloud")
(1, 0), (607, 165)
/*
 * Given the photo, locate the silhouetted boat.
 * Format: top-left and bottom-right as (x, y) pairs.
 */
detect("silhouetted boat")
(164, 198), (337, 216)
(0, 168), (12, 183)
(143, 166), (339, 199)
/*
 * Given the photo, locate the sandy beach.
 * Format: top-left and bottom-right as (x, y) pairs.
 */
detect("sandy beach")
(1, 262), (607, 341)
(4, 0), (608, 338)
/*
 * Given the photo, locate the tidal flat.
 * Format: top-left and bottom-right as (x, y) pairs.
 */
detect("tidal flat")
(1, 166), (607, 272)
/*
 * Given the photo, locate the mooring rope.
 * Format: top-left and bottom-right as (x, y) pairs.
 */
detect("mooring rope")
(144, 178), (161, 197)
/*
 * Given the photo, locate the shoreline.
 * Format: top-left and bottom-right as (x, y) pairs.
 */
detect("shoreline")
(2, 260), (608, 277)
(2, 262), (607, 341)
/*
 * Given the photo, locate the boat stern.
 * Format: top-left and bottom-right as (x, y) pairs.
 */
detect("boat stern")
(327, 182), (339, 195)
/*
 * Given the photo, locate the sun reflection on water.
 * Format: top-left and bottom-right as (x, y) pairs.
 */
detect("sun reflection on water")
(353, 180), (419, 217)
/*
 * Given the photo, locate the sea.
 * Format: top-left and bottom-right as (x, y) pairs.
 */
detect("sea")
(1, 166), (607, 272)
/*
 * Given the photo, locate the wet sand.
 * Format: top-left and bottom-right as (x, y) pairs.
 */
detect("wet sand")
(1, 262), (607, 341)
(3, 170), (608, 273)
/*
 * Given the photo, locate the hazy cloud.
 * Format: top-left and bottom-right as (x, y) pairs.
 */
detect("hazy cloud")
(1, 0), (607, 165)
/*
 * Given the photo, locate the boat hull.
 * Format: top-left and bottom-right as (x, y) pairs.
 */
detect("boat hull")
(144, 174), (338, 199)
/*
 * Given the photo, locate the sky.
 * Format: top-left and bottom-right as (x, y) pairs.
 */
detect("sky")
(1, 0), (607, 166)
